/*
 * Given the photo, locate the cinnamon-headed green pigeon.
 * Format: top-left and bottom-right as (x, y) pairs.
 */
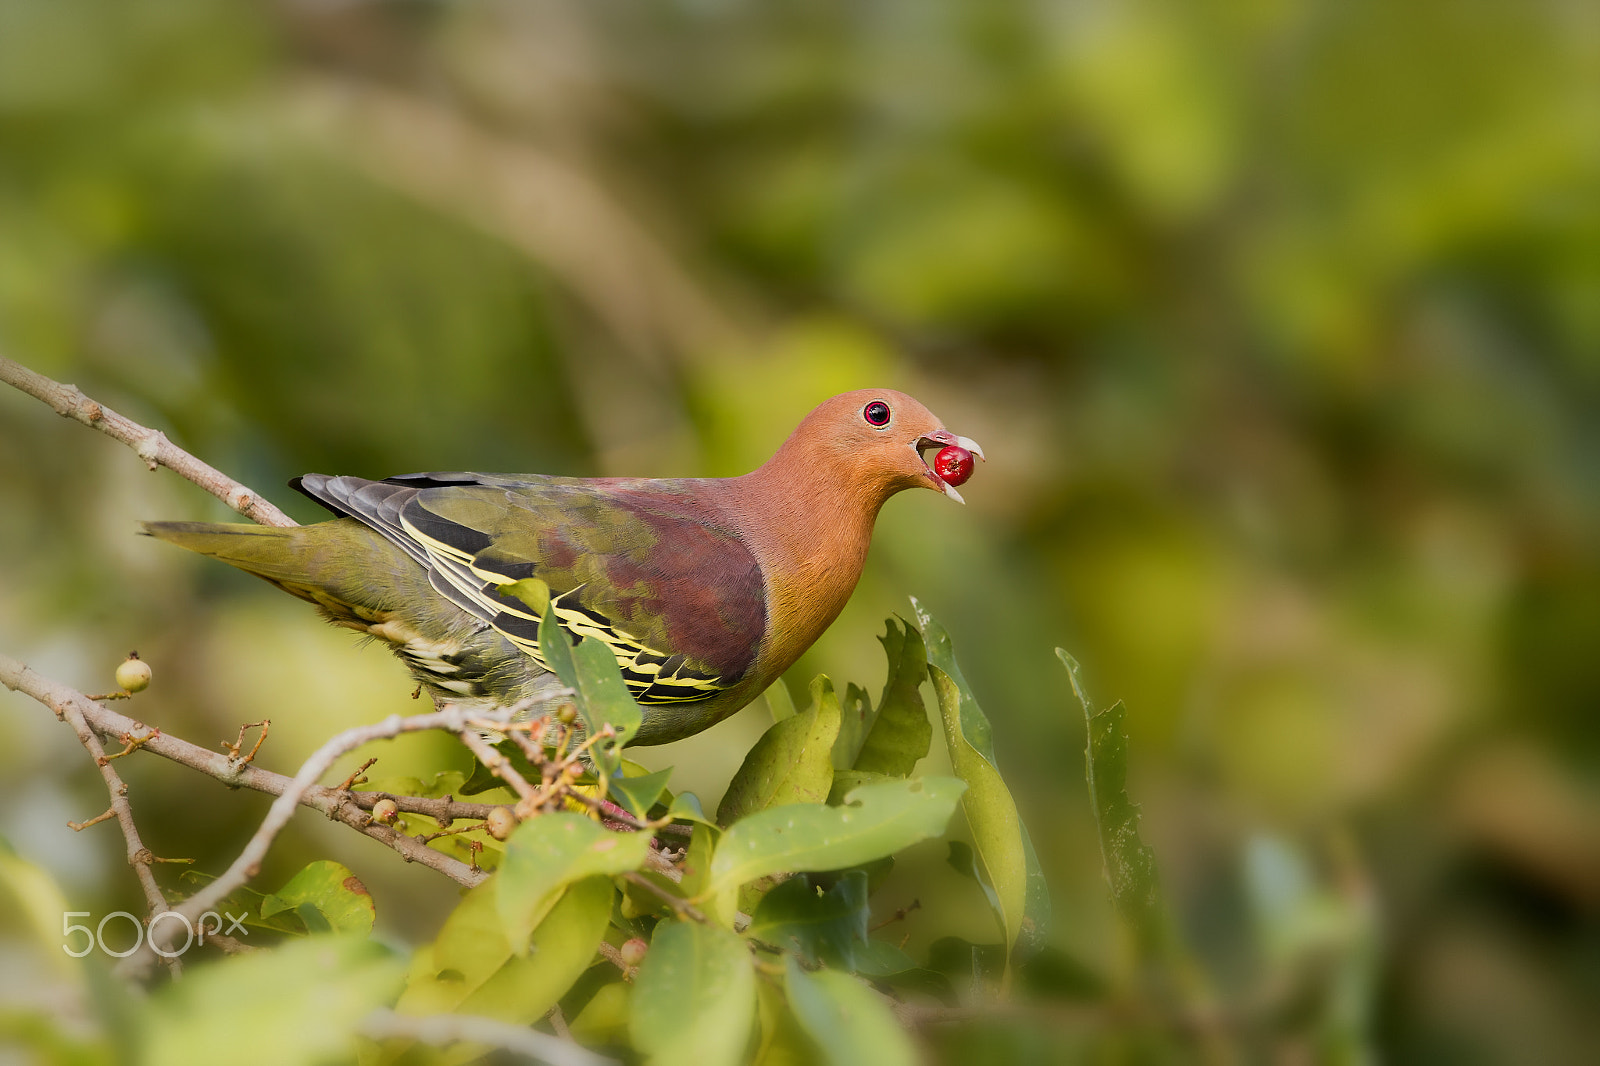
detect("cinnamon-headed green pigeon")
(143, 390), (982, 745)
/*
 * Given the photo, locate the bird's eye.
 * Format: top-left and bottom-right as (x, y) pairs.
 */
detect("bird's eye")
(863, 401), (892, 427)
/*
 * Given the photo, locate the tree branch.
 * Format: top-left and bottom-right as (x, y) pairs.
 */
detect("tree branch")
(0, 653), (490, 886)
(0, 354), (297, 527)
(48, 679), (182, 971)
(118, 701), (533, 975)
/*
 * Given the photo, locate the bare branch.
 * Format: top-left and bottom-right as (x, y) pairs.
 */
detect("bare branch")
(0, 653), (488, 889)
(457, 729), (539, 804)
(0, 354), (297, 527)
(44, 676), (179, 969)
(121, 702), (524, 975)
(361, 1009), (616, 1066)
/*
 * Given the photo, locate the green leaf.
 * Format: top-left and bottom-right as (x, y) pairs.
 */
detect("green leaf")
(392, 875), (612, 1056)
(610, 765), (673, 820)
(916, 599), (1038, 962)
(394, 884), (510, 1019)
(852, 617), (932, 777)
(668, 790), (714, 826)
(630, 921), (757, 1066)
(174, 870), (308, 937)
(851, 940), (955, 999)
(1061, 648), (1164, 958)
(145, 936), (402, 1066)
(678, 822), (727, 925)
(747, 871), (869, 969)
(754, 976), (813, 1066)
(830, 682), (875, 770)
(455, 876), (613, 1029)
(707, 777), (965, 898)
(569, 979), (631, 1046)
(497, 812), (653, 952)
(497, 576), (551, 619)
(764, 679), (797, 722)
(259, 860), (375, 937)
(825, 769), (894, 806)
(571, 633), (644, 767)
(356, 770), (468, 800)
(716, 674), (841, 826)
(784, 957), (917, 1066)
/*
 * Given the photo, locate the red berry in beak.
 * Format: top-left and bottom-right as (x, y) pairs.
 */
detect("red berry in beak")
(932, 444), (975, 487)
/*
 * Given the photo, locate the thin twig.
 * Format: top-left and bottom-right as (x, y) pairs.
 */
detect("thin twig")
(223, 719), (270, 765)
(0, 654), (488, 889)
(595, 939), (628, 973)
(66, 808), (116, 832)
(361, 1009), (616, 1066)
(116, 701), (520, 975)
(622, 871), (705, 923)
(38, 670), (180, 972)
(337, 756), (379, 791)
(457, 729), (540, 805)
(0, 354), (297, 527)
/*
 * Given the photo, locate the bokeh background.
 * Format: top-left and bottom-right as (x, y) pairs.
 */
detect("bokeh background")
(1, 0), (1596, 1061)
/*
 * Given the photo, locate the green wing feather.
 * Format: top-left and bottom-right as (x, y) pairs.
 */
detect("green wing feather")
(297, 472), (767, 705)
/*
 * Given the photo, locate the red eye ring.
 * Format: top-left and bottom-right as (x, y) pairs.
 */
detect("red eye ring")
(863, 400), (891, 427)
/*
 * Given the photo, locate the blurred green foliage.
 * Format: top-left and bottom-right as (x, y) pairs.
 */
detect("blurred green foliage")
(1, 0), (1596, 1061)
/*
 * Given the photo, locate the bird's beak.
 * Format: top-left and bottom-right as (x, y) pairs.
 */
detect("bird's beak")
(915, 430), (986, 504)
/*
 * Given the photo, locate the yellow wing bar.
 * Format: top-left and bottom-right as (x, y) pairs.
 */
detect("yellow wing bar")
(401, 512), (727, 706)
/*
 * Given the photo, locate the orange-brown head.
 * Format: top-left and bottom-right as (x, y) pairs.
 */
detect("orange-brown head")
(714, 389), (984, 693)
(761, 388), (986, 511)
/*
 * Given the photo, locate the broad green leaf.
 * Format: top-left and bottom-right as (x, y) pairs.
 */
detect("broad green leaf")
(928, 665), (1026, 950)
(668, 790), (714, 825)
(175, 870), (309, 937)
(707, 777), (965, 897)
(852, 618), (932, 777)
(754, 976), (813, 1066)
(569, 980), (632, 1046)
(825, 768), (893, 805)
(716, 675), (840, 826)
(747, 870), (868, 968)
(1018, 820), (1052, 959)
(393, 884), (512, 1019)
(784, 957), (917, 1066)
(497, 576), (551, 619)
(830, 682), (875, 770)
(572, 633), (644, 766)
(764, 679), (797, 722)
(678, 822), (736, 928)
(1060, 648), (1164, 958)
(532, 596), (580, 694)
(260, 860), (375, 936)
(454, 877), (612, 1033)
(145, 936), (402, 1066)
(916, 599), (1038, 962)
(630, 921), (756, 1066)
(851, 940), (955, 999)
(610, 765), (673, 819)
(497, 812), (652, 952)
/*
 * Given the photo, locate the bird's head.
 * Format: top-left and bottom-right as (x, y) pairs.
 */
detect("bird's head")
(776, 389), (985, 506)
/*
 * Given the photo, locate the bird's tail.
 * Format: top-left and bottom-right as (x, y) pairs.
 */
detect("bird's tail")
(141, 519), (417, 629)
